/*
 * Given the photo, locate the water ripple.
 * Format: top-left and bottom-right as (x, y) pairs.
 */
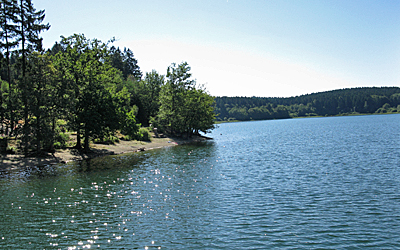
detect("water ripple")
(1, 115), (400, 249)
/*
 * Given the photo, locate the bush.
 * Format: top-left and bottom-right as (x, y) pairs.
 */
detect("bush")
(6, 146), (16, 154)
(121, 108), (140, 138)
(53, 141), (63, 149)
(137, 128), (151, 141)
(120, 135), (133, 141)
(56, 119), (68, 132)
(94, 135), (120, 145)
(53, 132), (70, 149)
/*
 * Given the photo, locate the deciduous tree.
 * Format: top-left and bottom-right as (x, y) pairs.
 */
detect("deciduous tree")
(156, 62), (215, 136)
(56, 34), (135, 152)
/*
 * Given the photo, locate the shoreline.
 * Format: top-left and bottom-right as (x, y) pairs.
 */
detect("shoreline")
(215, 112), (400, 124)
(0, 135), (210, 170)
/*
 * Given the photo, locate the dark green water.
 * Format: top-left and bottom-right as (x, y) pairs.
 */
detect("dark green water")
(1, 114), (400, 249)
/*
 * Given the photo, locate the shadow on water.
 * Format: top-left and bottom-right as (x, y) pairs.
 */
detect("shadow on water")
(0, 151), (150, 182)
(0, 164), (63, 182)
(76, 152), (150, 172)
(0, 140), (216, 182)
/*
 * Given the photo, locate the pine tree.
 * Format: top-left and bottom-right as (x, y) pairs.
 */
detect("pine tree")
(13, 0), (49, 155)
(108, 46), (142, 80)
(0, 0), (18, 136)
(122, 48), (141, 80)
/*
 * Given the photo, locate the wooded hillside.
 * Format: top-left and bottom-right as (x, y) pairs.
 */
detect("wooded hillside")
(215, 87), (400, 121)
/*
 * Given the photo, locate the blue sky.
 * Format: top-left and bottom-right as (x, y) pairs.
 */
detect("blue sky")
(35, 0), (400, 97)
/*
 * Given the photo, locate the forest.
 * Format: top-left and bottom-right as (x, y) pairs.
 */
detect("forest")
(0, 0), (215, 155)
(215, 87), (400, 121)
(2, 1), (398, 157)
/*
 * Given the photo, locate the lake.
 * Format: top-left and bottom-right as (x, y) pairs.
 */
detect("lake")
(1, 114), (400, 249)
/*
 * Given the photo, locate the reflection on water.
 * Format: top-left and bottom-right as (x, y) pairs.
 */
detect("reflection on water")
(1, 142), (219, 249)
(1, 115), (400, 249)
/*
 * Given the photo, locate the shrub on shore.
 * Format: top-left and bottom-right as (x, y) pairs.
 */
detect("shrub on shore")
(136, 128), (151, 141)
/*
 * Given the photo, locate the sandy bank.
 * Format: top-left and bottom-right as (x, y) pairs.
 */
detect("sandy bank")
(0, 135), (209, 170)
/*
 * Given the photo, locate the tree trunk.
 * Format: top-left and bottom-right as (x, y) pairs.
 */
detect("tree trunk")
(49, 116), (56, 152)
(76, 127), (81, 149)
(84, 127), (89, 152)
(36, 114), (41, 154)
(20, 0), (29, 156)
(23, 99), (29, 156)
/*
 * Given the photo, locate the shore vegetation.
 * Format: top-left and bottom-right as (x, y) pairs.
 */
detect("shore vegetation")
(0, 0), (216, 157)
(215, 87), (400, 122)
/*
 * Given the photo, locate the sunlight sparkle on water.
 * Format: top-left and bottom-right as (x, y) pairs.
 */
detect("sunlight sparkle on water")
(1, 115), (399, 249)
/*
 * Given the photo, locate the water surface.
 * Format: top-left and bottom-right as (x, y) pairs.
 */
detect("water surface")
(1, 114), (400, 249)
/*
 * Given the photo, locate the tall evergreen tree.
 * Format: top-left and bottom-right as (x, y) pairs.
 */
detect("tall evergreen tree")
(0, 0), (18, 136)
(25, 51), (57, 153)
(122, 47), (141, 80)
(108, 46), (142, 80)
(13, 0), (50, 155)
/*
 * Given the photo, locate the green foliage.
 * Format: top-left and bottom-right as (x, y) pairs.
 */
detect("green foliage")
(128, 70), (164, 126)
(120, 135), (133, 141)
(156, 62), (215, 137)
(53, 131), (70, 149)
(121, 107), (140, 138)
(156, 62), (195, 135)
(6, 146), (16, 154)
(108, 46), (142, 80)
(93, 135), (120, 145)
(1, 2), (219, 153)
(52, 141), (62, 149)
(136, 127), (151, 141)
(0, 0), (50, 155)
(25, 52), (59, 153)
(215, 87), (400, 121)
(183, 87), (216, 135)
(56, 119), (67, 132)
(0, 30), (145, 153)
(54, 34), (135, 151)
(375, 103), (399, 114)
(0, 78), (9, 92)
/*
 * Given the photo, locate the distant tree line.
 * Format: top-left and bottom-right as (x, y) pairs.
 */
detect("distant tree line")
(215, 87), (400, 121)
(0, 0), (215, 155)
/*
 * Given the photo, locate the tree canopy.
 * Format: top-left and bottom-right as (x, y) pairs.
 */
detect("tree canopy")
(215, 87), (400, 121)
(7, 0), (400, 154)
(0, 0), (217, 155)
(154, 62), (215, 137)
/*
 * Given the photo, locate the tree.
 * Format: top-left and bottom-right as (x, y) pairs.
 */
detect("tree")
(13, 0), (50, 155)
(0, 0), (18, 136)
(25, 51), (58, 153)
(56, 34), (134, 152)
(131, 70), (164, 126)
(108, 46), (142, 80)
(183, 87), (215, 136)
(108, 46), (123, 74)
(0, 75), (9, 134)
(56, 34), (92, 150)
(122, 47), (141, 80)
(156, 62), (215, 136)
(214, 87), (400, 121)
(157, 62), (194, 134)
